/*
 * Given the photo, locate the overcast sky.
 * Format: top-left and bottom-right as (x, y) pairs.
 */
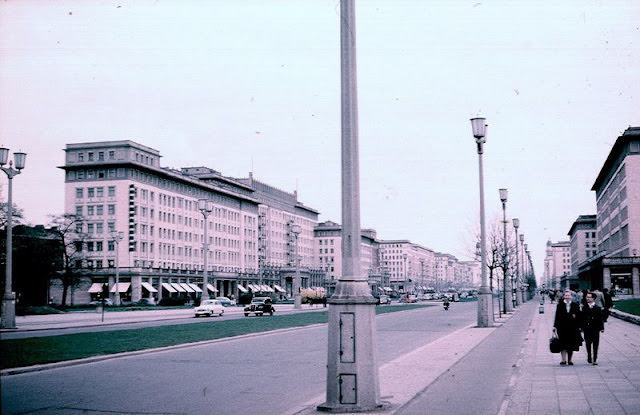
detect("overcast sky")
(1, 0), (638, 279)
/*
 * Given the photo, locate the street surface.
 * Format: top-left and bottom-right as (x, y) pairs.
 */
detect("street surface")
(2, 301), (472, 415)
(4, 300), (639, 415)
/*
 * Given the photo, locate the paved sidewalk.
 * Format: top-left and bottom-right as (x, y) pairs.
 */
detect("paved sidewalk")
(291, 298), (640, 415)
(505, 300), (640, 415)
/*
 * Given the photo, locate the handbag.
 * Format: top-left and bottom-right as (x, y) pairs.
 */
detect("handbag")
(549, 330), (562, 353)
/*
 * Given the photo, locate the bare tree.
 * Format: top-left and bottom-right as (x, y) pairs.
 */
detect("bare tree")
(48, 214), (88, 308)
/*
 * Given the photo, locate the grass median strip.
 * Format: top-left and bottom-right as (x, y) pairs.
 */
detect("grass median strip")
(1, 304), (427, 370)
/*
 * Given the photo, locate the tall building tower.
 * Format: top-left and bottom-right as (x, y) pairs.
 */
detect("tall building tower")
(584, 126), (640, 296)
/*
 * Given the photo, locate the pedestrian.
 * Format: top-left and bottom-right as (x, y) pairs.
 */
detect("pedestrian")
(592, 288), (605, 309)
(553, 289), (582, 366)
(582, 292), (605, 365)
(602, 288), (613, 322)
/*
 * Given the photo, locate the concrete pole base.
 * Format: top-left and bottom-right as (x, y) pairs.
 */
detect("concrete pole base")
(1, 292), (17, 329)
(318, 280), (381, 412)
(476, 289), (493, 327)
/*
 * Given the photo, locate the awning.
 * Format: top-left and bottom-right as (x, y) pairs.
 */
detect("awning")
(273, 284), (286, 293)
(188, 283), (203, 293)
(247, 284), (257, 291)
(171, 282), (186, 292)
(162, 282), (177, 293)
(383, 287), (393, 292)
(262, 285), (274, 292)
(237, 285), (248, 293)
(88, 283), (104, 293)
(180, 283), (195, 293)
(110, 282), (131, 293)
(207, 283), (218, 293)
(141, 282), (158, 293)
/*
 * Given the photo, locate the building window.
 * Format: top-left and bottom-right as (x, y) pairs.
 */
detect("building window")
(108, 204), (115, 215)
(87, 187), (95, 198)
(76, 188), (84, 199)
(96, 205), (104, 216)
(77, 152), (84, 162)
(88, 152), (94, 161)
(96, 241), (103, 251)
(76, 205), (83, 216)
(98, 151), (104, 161)
(77, 170), (85, 179)
(108, 150), (115, 160)
(87, 206), (95, 216)
(108, 186), (116, 197)
(96, 187), (104, 198)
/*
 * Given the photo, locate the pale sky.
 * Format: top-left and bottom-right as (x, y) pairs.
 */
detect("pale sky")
(1, 0), (639, 279)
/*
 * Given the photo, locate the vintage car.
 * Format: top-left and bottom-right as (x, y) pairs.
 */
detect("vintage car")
(194, 299), (225, 317)
(243, 297), (275, 317)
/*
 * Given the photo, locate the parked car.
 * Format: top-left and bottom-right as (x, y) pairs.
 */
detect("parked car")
(378, 294), (391, 305)
(244, 297), (275, 316)
(215, 296), (236, 307)
(89, 299), (113, 306)
(194, 299), (225, 317)
(135, 298), (156, 306)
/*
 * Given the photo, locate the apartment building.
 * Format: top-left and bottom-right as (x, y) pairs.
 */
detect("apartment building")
(579, 126), (640, 296)
(378, 240), (436, 293)
(567, 214), (597, 286)
(313, 221), (382, 290)
(543, 240), (571, 291)
(54, 140), (320, 305)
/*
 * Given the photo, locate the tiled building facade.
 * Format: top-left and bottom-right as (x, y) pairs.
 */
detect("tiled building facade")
(578, 127), (640, 297)
(49, 139), (479, 305)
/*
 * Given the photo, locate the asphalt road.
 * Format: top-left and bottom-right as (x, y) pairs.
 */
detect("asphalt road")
(1, 301), (476, 415)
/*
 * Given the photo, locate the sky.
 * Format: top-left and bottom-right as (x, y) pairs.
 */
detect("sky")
(1, 0), (639, 281)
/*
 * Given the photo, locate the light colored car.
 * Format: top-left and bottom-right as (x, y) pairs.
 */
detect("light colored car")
(215, 296), (236, 307)
(194, 299), (225, 317)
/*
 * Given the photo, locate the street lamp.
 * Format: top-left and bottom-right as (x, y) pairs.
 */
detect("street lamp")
(403, 253), (408, 294)
(0, 147), (26, 329)
(198, 199), (213, 302)
(513, 218), (520, 307)
(519, 233), (525, 303)
(499, 188), (512, 313)
(290, 224), (302, 310)
(471, 117), (493, 327)
(110, 230), (124, 306)
(319, 2), (381, 411)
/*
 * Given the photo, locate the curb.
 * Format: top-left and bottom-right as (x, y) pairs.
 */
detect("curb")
(610, 308), (640, 325)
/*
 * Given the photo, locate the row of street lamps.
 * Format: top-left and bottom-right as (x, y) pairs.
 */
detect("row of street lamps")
(472, 119), (532, 327)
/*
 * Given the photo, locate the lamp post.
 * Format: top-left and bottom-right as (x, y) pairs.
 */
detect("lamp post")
(403, 253), (408, 294)
(499, 188), (513, 313)
(290, 223), (302, 310)
(471, 117), (493, 327)
(110, 230), (124, 306)
(198, 199), (213, 302)
(0, 147), (26, 329)
(519, 233), (525, 303)
(512, 218), (520, 307)
(319, 1), (381, 411)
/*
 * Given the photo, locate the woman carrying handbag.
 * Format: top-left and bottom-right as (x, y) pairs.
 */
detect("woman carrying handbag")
(553, 289), (582, 365)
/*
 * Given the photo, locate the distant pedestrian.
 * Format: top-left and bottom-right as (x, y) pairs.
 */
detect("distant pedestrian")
(582, 292), (605, 365)
(592, 289), (605, 309)
(553, 289), (582, 365)
(602, 288), (613, 322)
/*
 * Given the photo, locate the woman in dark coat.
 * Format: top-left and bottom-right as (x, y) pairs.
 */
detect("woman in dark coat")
(553, 289), (582, 365)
